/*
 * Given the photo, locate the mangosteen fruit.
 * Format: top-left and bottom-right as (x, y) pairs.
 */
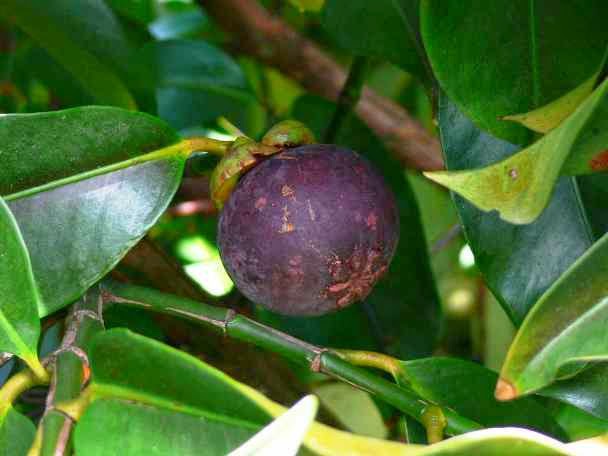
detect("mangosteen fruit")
(218, 144), (399, 316)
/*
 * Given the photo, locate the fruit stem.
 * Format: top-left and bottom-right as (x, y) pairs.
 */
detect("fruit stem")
(324, 56), (369, 143)
(102, 279), (482, 437)
(4, 137), (232, 202)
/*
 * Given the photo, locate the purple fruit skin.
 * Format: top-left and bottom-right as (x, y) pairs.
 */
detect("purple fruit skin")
(218, 144), (400, 316)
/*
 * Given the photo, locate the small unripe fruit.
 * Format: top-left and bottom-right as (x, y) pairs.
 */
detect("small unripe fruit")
(218, 144), (399, 316)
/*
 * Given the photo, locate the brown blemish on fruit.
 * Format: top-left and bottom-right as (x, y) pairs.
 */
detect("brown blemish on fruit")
(508, 168), (518, 180)
(279, 205), (295, 233)
(366, 213), (378, 231)
(324, 246), (388, 308)
(255, 197), (267, 210)
(306, 199), (316, 221)
(590, 150), (608, 171)
(495, 378), (518, 401)
(281, 184), (295, 198)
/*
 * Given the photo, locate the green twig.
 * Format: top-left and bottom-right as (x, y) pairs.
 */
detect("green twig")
(324, 56), (369, 143)
(101, 279), (482, 436)
(35, 287), (105, 456)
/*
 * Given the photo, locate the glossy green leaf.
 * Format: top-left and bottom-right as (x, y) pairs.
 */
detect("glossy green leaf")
(546, 401), (608, 441)
(0, 408), (36, 456)
(499, 233), (608, 398)
(105, 0), (156, 24)
(420, 0), (608, 143)
(139, 39), (265, 136)
(399, 357), (566, 439)
(89, 329), (271, 424)
(74, 399), (257, 456)
(322, 0), (428, 80)
(87, 329), (428, 456)
(0, 0), (137, 108)
(263, 95), (441, 359)
(0, 198), (41, 370)
(229, 395), (318, 456)
(435, 93), (593, 324)
(425, 79), (608, 224)
(541, 364), (608, 422)
(1, 107), (183, 316)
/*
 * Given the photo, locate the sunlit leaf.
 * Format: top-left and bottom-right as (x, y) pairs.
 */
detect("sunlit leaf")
(0, 198), (42, 373)
(425, 79), (608, 224)
(499, 233), (608, 399)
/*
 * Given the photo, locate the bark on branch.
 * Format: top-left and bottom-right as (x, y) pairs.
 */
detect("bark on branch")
(200, 0), (444, 171)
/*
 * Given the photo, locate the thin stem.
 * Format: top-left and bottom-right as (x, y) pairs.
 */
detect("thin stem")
(4, 137), (232, 202)
(324, 56), (369, 143)
(102, 280), (482, 436)
(23, 356), (50, 384)
(37, 287), (105, 456)
(0, 367), (47, 416)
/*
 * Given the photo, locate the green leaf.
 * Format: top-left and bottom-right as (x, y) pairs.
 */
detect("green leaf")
(322, 0), (428, 81)
(578, 173), (608, 238)
(87, 329), (428, 456)
(419, 428), (577, 455)
(229, 396), (318, 456)
(313, 383), (387, 439)
(503, 72), (600, 134)
(74, 399), (258, 456)
(289, 0), (324, 12)
(425, 79), (608, 224)
(433, 93), (593, 325)
(546, 401), (608, 441)
(420, 0), (608, 143)
(541, 363), (608, 422)
(0, 408), (36, 456)
(499, 233), (608, 398)
(89, 329), (271, 424)
(1, 107), (184, 316)
(0, 0), (137, 108)
(139, 39), (265, 136)
(0, 198), (42, 373)
(266, 95), (441, 359)
(399, 357), (566, 440)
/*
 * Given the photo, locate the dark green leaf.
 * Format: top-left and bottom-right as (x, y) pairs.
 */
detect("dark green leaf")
(262, 95), (441, 359)
(420, 0), (608, 143)
(436, 93), (593, 325)
(89, 329), (271, 425)
(74, 399), (257, 456)
(0, 0), (138, 108)
(499, 233), (608, 397)
(0, 408), (36, 456)
(322, 0), (428, 81)
(1, 107), (183, 316)
(139, 39), (265, 136)
(578, 173), (608, 238)
(400, 357), (566, 440)
(0, 198), (41, 369)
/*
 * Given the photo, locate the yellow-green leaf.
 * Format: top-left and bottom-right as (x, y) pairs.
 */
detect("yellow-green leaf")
(425, 78), (608, 224)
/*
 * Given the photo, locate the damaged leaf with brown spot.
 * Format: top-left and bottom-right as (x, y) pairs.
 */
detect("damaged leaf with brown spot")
(425, 78), (608, 224)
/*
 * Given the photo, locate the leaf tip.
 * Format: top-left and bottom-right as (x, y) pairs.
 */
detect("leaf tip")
(494, 378), (517, 401)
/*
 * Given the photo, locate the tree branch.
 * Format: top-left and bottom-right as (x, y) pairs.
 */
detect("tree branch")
(199, 0), (444, 171)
